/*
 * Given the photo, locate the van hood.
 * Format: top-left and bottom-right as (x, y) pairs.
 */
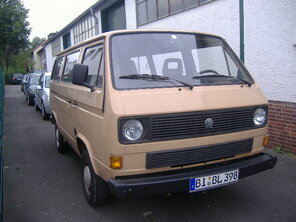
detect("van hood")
(112, 84), (267, 116)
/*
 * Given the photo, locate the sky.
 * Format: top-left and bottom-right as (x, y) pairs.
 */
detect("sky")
(22, 0), (99, 41)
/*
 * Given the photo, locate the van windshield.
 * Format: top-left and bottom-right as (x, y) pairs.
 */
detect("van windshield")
(111, 33), (253, 90)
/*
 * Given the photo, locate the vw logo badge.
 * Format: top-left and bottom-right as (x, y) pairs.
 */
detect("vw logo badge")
(204, 118), (214, 128)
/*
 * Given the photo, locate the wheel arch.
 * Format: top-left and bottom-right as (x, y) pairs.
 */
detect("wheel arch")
(76, 133), (98, 174)
(51, 112), (57, 125)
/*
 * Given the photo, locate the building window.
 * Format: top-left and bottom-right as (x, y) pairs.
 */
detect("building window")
(137, 0), (214, 26)
(63, 32), (71, 49)
(73, 15), (96, 44)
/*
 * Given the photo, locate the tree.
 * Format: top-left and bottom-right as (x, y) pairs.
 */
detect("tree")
(31, 36), (47, 49)
(7, 50), (33, 74)
(0, 0), (31, 71)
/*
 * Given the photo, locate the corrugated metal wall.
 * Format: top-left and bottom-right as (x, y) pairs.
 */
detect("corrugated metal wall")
(51, 38), (62, 57)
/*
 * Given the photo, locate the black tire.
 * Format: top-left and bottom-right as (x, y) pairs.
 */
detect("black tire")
(55, 126), (68, 154)
(41, 102), (50, 120)
(35, 100), (40, 111)
(81, 149), (109, 206)
(27, 97), (34, 106)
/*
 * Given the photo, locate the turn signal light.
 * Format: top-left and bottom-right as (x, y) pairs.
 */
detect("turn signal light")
(263, 136), (269, 146)
(110, 156), (123, 169)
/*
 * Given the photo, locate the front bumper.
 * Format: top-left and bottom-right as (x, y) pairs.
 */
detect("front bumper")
(108, 152), (277, 198)
(44, 101), (51, 114)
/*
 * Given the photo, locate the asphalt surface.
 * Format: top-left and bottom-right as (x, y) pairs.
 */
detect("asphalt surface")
(3, 85), (296, 222)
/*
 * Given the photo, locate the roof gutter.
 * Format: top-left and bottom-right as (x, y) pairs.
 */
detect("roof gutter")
(91, 7), (99, 35)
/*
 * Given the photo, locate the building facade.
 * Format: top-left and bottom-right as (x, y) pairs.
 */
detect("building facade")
(35, 0), (296, 152)
(32, 43), (46, 71)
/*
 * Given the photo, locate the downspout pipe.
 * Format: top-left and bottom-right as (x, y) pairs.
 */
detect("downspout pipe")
(91, 7), (99, 35)
(239, 0), (245, 63)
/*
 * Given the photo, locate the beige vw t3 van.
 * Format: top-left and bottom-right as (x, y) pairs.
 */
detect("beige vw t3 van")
(50, 29), (277, 206)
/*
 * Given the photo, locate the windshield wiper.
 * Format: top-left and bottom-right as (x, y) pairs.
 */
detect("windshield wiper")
(119, 74), (194, 90)
(119, 74), (169, 80)
(192, 74), (230, 78)
(169, 78), (194, 90)
(193, 75), (252, 87)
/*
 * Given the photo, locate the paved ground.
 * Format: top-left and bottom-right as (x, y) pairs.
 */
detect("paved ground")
(3, 85), (296, 222)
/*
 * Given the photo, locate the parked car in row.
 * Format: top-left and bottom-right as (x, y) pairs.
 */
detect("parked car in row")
(10, 73), (23, 85)
(34, 72), (51, 120)
(34, 70), (46, 74)
(24, 74), (41, 106)
(21, 74), (32, 92)
(23, 74), (32, 95)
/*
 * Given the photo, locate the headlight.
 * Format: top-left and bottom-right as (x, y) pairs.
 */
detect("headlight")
(253, 108), (267, 126)
(122, 119), (144, 141)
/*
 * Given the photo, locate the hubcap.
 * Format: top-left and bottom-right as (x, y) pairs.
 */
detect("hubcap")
(83, 165), (91, 194)
(55, 129), (59, 148)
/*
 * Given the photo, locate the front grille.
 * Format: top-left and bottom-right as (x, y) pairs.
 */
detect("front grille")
(146, 139), (253, 169)
(151, 107), (256, 140)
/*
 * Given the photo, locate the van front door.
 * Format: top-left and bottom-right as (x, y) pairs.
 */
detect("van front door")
(73, 43), (105, 157)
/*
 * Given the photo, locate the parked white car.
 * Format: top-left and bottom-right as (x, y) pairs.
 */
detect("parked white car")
(35, 72), (51, 120)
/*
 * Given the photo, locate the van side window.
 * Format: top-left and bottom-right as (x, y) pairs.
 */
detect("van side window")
(83, 45), (103, 87)
(62, 51), (80, 82)
(52, 56), (65, 80)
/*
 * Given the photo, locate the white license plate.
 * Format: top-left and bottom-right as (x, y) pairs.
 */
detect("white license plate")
(189, 169), (239, 192)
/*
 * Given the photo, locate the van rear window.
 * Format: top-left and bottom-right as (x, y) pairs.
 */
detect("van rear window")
(52, 57), (65, 80)
(62, 51), (80, 82)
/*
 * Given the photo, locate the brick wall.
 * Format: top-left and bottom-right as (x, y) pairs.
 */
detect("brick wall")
(268, 100), (296, 153)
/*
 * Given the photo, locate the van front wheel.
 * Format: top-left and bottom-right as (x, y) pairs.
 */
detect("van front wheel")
(81, 149), (109, 206)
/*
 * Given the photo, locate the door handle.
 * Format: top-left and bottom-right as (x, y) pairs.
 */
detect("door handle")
(71, 101), (78, 106)
(66, 100), (78, 106)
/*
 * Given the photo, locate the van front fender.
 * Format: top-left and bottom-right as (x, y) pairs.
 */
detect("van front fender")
(75, 133), (104, 176)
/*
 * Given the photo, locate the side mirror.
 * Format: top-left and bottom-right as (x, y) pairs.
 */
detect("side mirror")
(36, 85), (42, 90)
(72, 64), (88, 86)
